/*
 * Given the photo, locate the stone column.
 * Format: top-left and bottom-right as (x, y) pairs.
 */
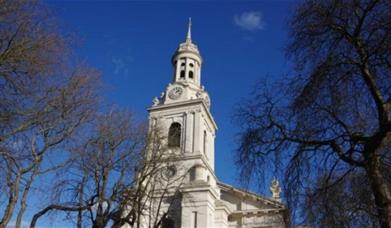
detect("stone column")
(185, 58), (189, 80)
(175, 60), (180, 81)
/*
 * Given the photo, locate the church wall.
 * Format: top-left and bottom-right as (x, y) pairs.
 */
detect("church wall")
(228, 218), (242, 228)
(149, 101), (217, 187)
(214, 208), (229, 228)
(241, 198), (270, 211)
(149, 102), (215, 151)
(181, 190), (217, 228)
(220, 190), (242, 211)
(220, 189), (277, 212)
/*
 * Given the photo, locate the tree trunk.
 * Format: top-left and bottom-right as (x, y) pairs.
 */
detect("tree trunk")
(15, 182), (31, 228)
(16, 167), (38, 228)
(92, 216), (107, 228)
(366, 156), (391, 228)
(0, 173), (21, 228)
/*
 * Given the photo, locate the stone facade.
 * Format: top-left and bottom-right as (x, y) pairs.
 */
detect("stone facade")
(135, 19), (289, 228)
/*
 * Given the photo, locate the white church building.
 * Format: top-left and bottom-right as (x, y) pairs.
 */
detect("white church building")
(137, 20), (289, 228)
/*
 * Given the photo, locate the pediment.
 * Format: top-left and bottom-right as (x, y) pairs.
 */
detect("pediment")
(217, 182), (286, 211)
(217, 182), (289, 227)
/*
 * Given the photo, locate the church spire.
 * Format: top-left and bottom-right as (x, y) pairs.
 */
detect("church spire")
(186, 17), (192, 43)
(171, 18), (202, 87)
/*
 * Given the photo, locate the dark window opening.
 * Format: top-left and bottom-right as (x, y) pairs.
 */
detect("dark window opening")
(168, 123), (181, 148)
(203, 130), (207, 154)
(193, 212), (197, 228)
(189, 63), (194, 67)
(189, 71), (194, 79)
(180, 70), (185, 78)
(162, 217), (175, 228)
(190, 166), (196, 181)
(181, 62), (186, 66)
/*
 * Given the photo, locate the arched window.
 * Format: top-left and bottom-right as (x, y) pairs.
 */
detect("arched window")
(180, 70), (185, 79)
(168, 123), (181, 148)
(189, 71), (194, 79)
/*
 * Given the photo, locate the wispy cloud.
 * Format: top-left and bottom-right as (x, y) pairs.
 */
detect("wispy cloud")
(234, 11), (265, 31)
(112, 58), (126, 75)
(111, 55), (132, 76)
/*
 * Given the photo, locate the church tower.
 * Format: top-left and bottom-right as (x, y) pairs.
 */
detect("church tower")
(138, 19), (288, 228)
(148, 19), (222, 228)
(149, 18), (216, 173)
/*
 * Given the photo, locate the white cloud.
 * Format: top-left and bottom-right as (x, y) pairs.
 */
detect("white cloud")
(234, 11), (265, 31)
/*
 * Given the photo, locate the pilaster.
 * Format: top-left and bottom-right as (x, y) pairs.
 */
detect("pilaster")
(185, 111), (194, 153)
(192, 109), (202, 154)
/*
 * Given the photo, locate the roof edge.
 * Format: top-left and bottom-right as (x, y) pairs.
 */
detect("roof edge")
(217, 182), (286, 209)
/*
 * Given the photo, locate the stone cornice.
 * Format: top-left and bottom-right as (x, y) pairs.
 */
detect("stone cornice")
(166, 154), (219, 181)
(180, 183), (220, 199)
(229, 208), (286, 218)
(148, 98), (217, 130)
(215, 200), (233, 214)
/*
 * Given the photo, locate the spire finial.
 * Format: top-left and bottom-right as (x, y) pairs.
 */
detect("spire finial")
(186, 17), (192, 43)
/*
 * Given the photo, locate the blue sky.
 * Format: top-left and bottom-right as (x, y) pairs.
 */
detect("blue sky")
(22, 1), (296, 226)
(3, 0), (295, 227)
(47, 0), (296, 188)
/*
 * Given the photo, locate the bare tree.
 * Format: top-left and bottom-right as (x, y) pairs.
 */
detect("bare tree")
(235, 0), (391, 227)
(0, 1), (100, 227)
(30, 110), (188, 228)
(304, 172), (379, 227)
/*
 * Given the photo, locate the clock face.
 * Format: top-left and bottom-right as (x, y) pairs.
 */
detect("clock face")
(162, 165), (176, 179)
(168, 87), (183, 100)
